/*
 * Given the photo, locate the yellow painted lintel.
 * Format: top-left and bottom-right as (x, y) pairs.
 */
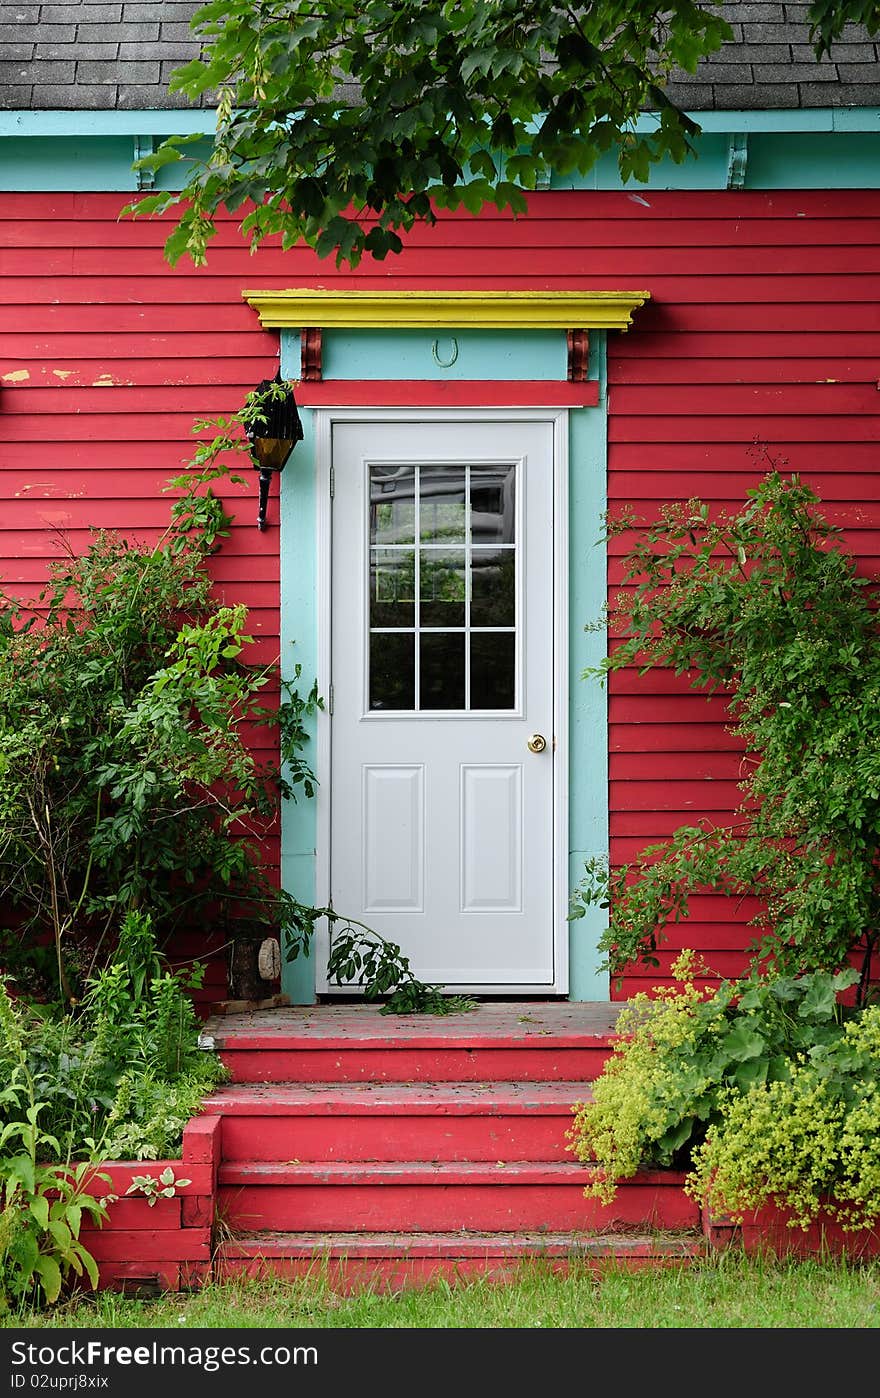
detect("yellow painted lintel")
(242, 288), (651, 332)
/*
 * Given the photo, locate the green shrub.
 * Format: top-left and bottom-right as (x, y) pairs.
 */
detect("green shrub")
(0, 473), (320, 1004)
(688, 1005), (880, 1231)
(570, 470), (880, 1005)
(568, 955), (880, 1230)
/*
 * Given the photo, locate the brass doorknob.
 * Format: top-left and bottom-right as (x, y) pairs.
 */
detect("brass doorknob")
(527, 733), (547, 753)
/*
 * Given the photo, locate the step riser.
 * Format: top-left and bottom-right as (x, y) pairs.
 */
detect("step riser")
(221, 1116), (575, 1163)
(218, 1184), (699, 1234)
(216, 1253), (696, 1291)
(219, 1047), (611, 1084)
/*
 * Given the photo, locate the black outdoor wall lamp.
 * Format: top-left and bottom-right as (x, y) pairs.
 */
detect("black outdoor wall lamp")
(244, 370), (304, 531)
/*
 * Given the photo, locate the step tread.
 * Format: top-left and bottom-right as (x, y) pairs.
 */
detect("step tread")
(219, 1160), (685, 1185)
(207, 1080), (594, 1114)
(200, 1000), (623, 1052)
(220, 1229), (706, 1259)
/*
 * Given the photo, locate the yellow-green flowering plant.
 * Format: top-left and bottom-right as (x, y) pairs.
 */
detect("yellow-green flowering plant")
(568, 954), (880, 1230)
(687, 1005), (880, 1231)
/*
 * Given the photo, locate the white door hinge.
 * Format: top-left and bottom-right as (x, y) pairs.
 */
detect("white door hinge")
(329, 465), (335, 498)
(328, 683), (334, 716)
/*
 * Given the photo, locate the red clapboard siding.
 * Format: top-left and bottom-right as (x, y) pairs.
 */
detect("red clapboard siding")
(3, 188), (880, 997)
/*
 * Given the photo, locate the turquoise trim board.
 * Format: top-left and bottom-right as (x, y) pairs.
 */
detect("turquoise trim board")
(567, 332), (610, 1001)
(278, 332), (320, 1006)
(0, 135), (211, 191)
(321, 329), (567, 382)
(277, 327), (609, 1003)
(5, 118), (880, 190)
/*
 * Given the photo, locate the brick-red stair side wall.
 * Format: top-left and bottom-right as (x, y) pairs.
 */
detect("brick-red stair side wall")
(75, 1115), (221, 1293)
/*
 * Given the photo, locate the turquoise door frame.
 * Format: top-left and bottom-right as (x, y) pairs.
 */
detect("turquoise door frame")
(278, 328), (610, 1003)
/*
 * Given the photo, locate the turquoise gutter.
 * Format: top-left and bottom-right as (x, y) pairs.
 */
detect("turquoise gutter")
(3, 107), (880, 137)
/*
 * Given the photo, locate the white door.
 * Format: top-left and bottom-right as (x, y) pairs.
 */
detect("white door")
(324, 417), (559, 993)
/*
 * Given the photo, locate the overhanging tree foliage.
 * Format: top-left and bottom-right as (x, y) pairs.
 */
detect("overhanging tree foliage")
(130, 0), (880, 268)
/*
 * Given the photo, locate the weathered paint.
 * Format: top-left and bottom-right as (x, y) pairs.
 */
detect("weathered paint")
(4, 188), (880, 1001)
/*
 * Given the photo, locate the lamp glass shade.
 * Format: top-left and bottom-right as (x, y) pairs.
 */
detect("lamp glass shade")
(250, 436), (298, 472)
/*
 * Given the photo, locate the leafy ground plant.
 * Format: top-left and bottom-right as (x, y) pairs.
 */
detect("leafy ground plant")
(0, 912), (226, 1166)
(0, 984), (109, 1310)
(0, 911), (225, 1309)
(568, 955), (880, 1232)
(570, 469), (880, 1005)
(318, 914), (477, 1015)
(0, 515), (314, 1002)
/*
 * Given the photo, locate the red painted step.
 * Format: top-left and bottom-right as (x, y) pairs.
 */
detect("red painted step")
(200, 1002), (622, 1084)
(210, 1081), (591, 1163)
(218, 1161), (699, 1234)
(195, 1002), (704, 1291)
(216, 1229), (709, 1290)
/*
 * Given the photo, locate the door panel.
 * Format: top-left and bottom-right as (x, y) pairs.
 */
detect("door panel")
(326, 418), (557, 992)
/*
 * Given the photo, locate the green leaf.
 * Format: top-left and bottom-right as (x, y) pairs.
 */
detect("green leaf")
(29, 1195), (50, 1231)
(48, 1219), (72, 1250)
(34, 1254), (63, 1304)
(75, 1242), (100, 1291)
(112, 0), (736, 266)
(722, 1023), (767, 1063)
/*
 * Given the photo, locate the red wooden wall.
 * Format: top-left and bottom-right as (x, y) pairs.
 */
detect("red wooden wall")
(2, 188), (879, 1001)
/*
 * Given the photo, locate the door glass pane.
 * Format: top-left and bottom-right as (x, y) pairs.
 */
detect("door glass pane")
(419, 466), (466, 544)
(471, 465), (515, 544)
(369, 632), (415, 710)
(420, 550), (466, 628)
(370, 549), (415, 628)
(371, 466), (415, 544)
(420, 633), (465, 710)
(471, 548), (515, 627)
(470, 632), (515, 710)
(366, 461), (518, 713)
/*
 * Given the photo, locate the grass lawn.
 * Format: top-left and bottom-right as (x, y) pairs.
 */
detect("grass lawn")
(4, 1251), (880, 1329)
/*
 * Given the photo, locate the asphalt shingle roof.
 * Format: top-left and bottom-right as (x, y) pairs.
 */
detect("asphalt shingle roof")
(0, 1), (878, 112)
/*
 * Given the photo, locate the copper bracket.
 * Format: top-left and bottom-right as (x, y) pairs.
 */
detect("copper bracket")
(567, 329), (589, 382)
(301, 327), (323, 381)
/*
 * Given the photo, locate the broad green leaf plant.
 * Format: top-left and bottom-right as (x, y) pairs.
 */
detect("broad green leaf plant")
(568, 955), (880, 1232)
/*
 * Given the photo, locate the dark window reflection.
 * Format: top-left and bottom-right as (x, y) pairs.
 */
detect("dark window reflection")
(370, 632), (415, 710)
(420, 633), (465, 710)
(471, 548), (515, 628)
(370, 466), (415, 544)
(470, 632), (515, 710)
(471, 465), (515, 545)
(420, 551), (466, 628)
